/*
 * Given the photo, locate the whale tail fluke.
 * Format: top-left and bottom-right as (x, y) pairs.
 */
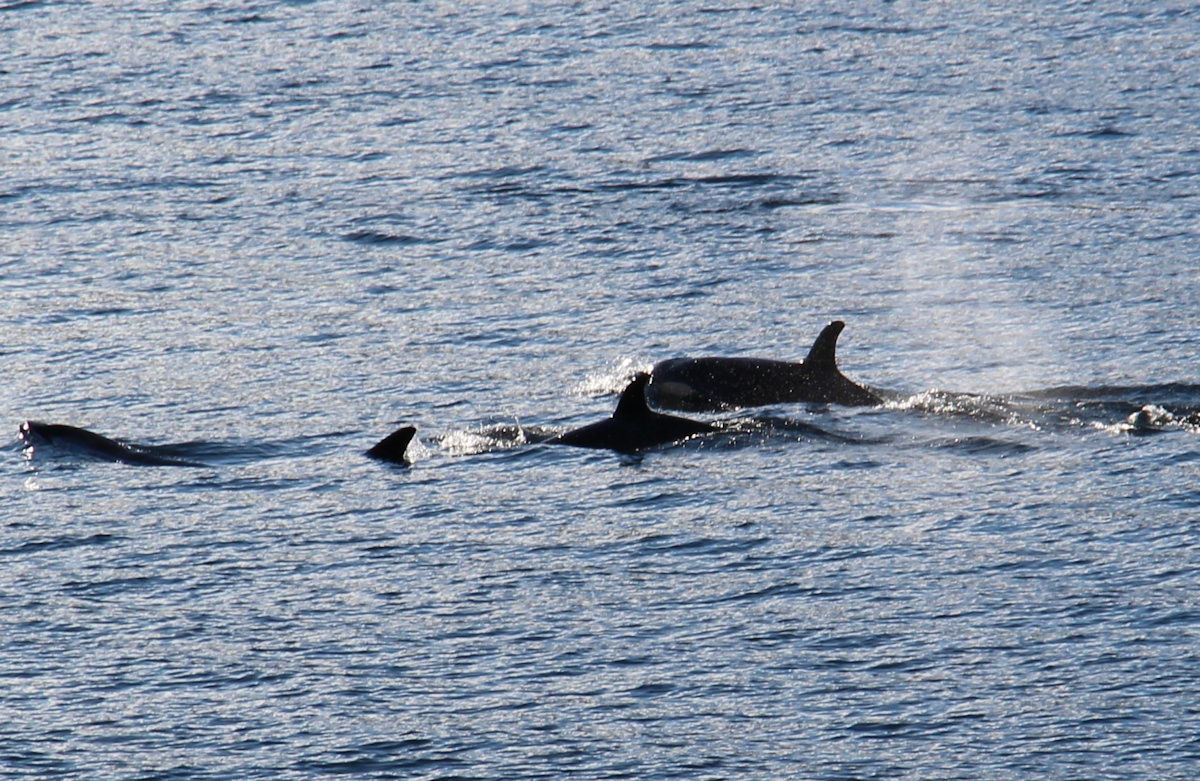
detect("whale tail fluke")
(367, 425), (417, 465)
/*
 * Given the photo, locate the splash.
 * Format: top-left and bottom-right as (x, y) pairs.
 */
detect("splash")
(571, 357), (652, 397)
(886, 389), (1043, 429)
(1101, 405), (1200, 435)
(432, 422), (557, 457)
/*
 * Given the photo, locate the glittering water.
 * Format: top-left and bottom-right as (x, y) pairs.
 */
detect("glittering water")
(3, 2), (1200, 778)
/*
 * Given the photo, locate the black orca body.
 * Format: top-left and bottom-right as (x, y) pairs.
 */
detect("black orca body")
(365, 425), (417, 465)
(546, 372), (716, 453)
(366, 375), (716, 460)
(18, 421), (205, 467)
(647, 320), (881, 412)
(21, 419), (418, 468)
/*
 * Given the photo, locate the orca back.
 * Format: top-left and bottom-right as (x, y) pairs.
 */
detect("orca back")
(19, 421), (205, 467)
(648, 320), (881, 411)
(549, 373), (715, 453)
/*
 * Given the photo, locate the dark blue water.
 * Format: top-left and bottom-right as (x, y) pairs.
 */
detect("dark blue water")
(3, 2), (1200, 778)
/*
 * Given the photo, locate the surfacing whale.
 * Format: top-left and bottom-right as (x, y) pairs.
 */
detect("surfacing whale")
(20, 419), (419, 468)
(367, 373), (716, 460)
(19, 421), (206, 467)
(545, 372), (716, 453)
(365, 425), (417, 465)
(647, 320), (881, 412)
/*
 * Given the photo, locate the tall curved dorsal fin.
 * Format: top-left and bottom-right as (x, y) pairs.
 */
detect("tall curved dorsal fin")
(612, 372), (653, 420)
(803, 320), (845, 372)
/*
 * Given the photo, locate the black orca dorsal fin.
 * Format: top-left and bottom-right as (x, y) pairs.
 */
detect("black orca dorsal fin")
(803, 320), (846, 372)
(612, 373), (653, 420)
(367, 425), (417, 465)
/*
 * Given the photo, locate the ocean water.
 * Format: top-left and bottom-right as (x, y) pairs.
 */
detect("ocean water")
(3, 2), (1200, 778)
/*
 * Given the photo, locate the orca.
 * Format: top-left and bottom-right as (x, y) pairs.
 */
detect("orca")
(18, 421), (206, 467)
(365, 425), (417, 465)
(365, 374), (716, 461)
(545, 372), (717, 453)
(21, 419), (418, 468)
(647, 320), (882, 412)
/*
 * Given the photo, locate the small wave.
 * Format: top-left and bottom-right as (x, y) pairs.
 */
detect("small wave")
(645, 40), (712, 51)
(458, 164), (547, 180)
(743, 414), (865, 444)
(599, 172), (794, 193)
(1054, 126), (1136, 140)
(37, 306), (144, 325)
(693, 173), (782, 188)
(0, 533), (116, 557)
(888, 385), (1200, 438)
(759, 194), (842, 210)
(62, 574), (184, 598)
(342, 230), (428, 246)
(645, 148), (756, 164)
(1015, 385), (1200, 435)
(1019, 383), (1200, 405)
(709, 581), (808, 605)
(926, 436), (1039, 457)
(631, 533), (771, 558)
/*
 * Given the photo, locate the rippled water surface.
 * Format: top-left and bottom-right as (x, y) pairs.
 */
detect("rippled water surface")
(3, 2), (1200, 778)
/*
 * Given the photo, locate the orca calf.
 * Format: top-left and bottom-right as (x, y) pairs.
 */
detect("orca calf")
(18, 421), (206, 467)
(647, 320), (881, 412)
(546, 372), (716, 453)
(365, 425), (417, 465)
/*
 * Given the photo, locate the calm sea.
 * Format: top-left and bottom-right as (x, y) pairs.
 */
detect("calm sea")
(3, 2), (1200, 778)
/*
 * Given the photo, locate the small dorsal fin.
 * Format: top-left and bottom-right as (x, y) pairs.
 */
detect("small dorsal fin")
(612, 373), (652, 420)
(367, 425), (417, 465)
(803, 320), (845, 372)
